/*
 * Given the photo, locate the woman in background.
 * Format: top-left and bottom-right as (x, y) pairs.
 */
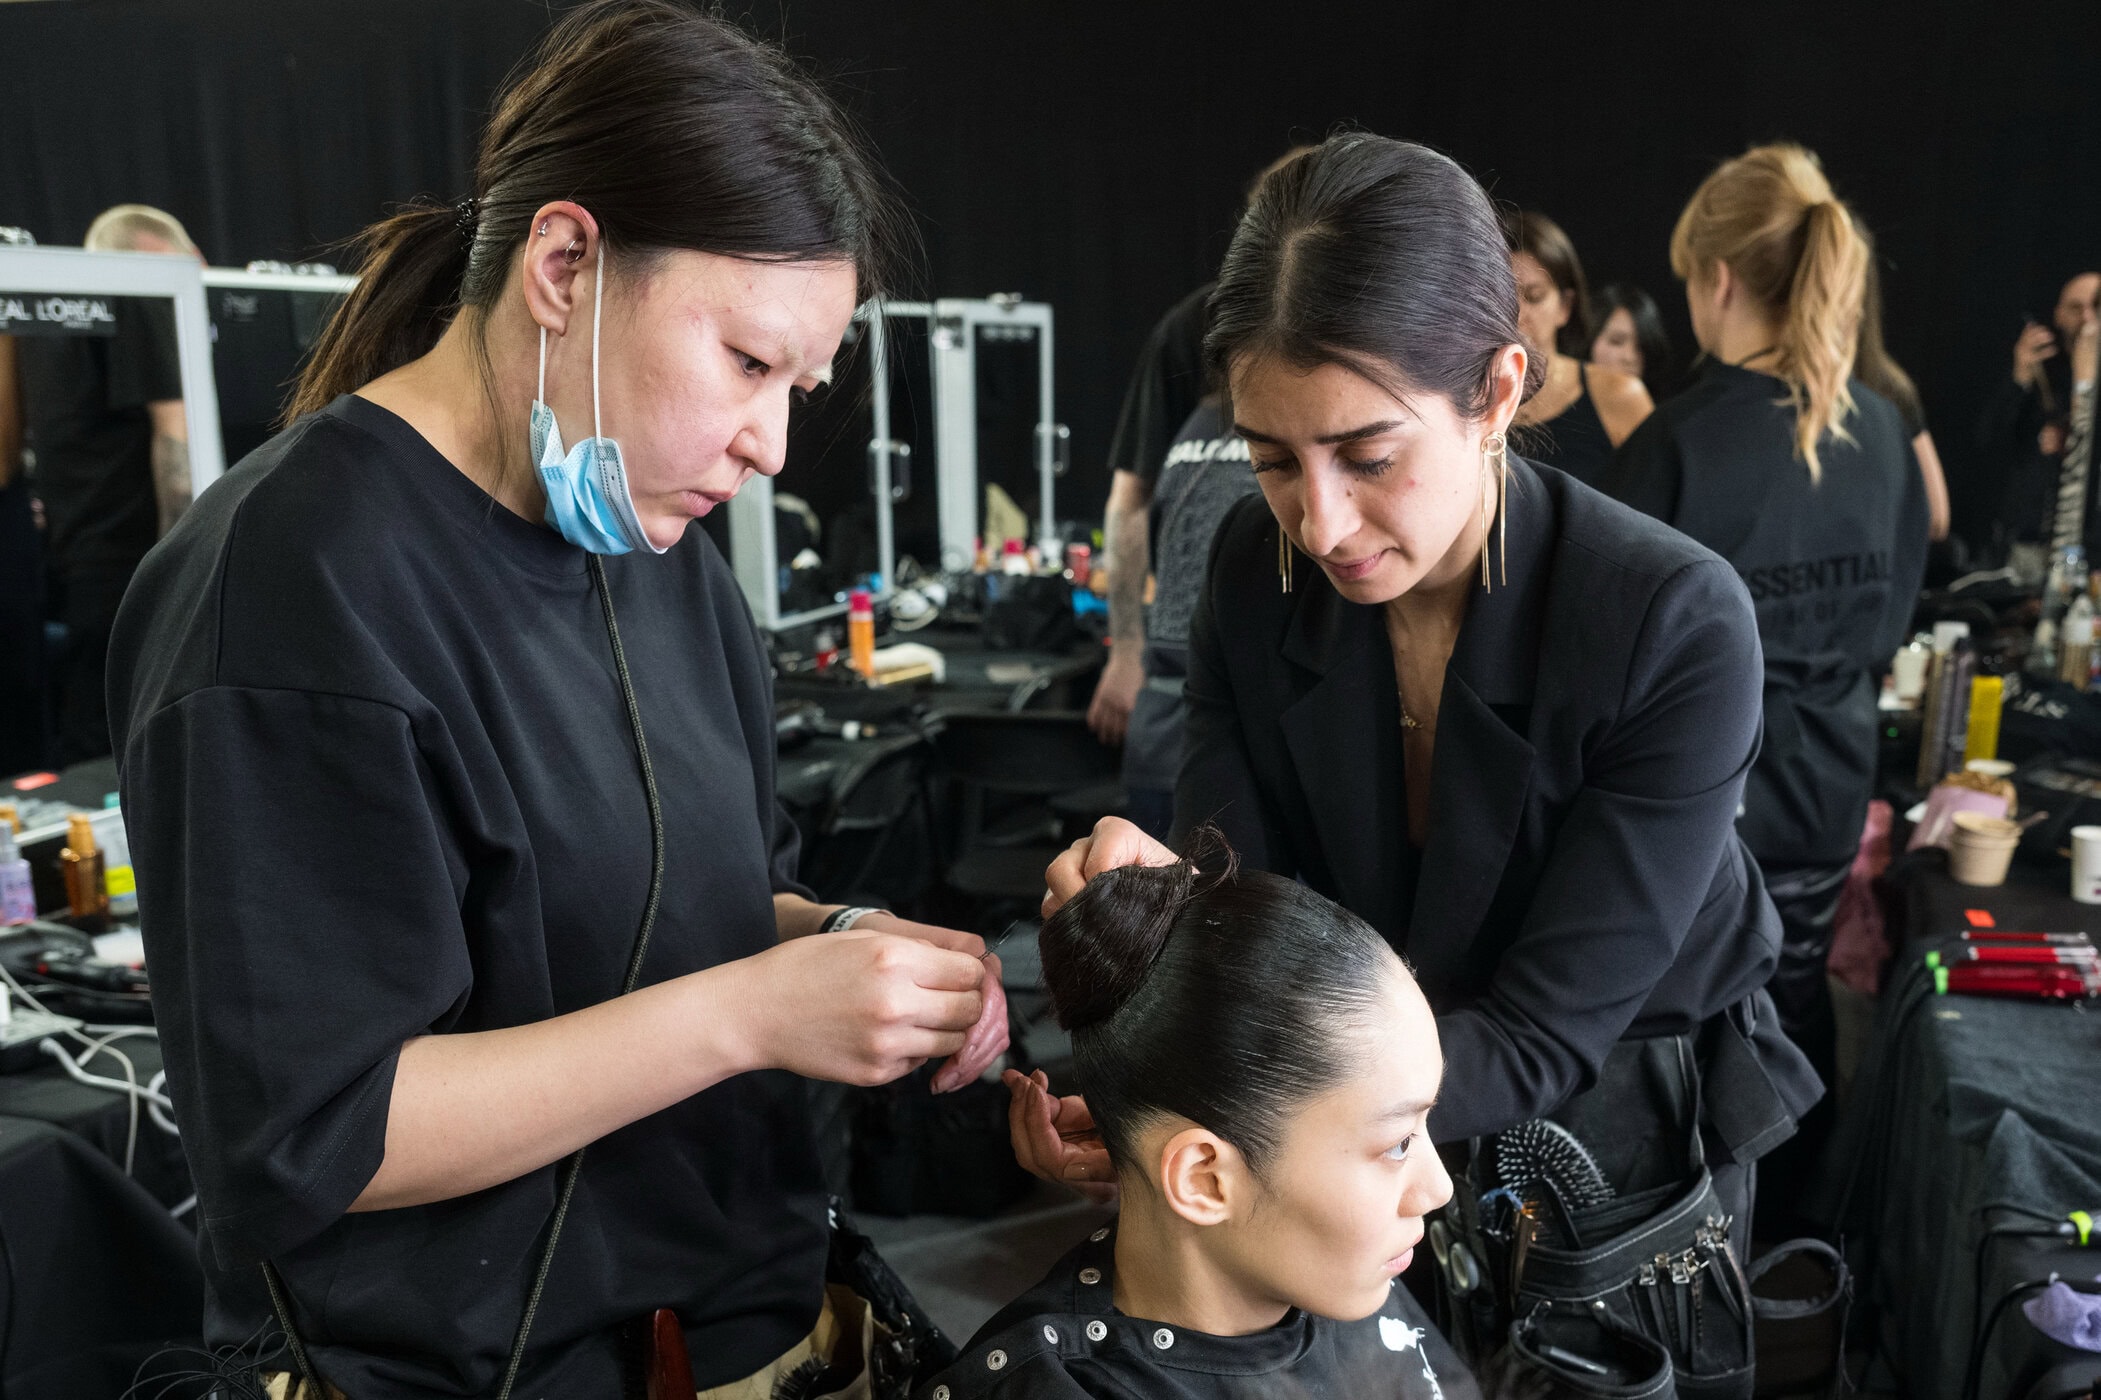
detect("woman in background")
(1505, 209), (1652, 486)
(1588, 281), (1675, 395)
(1609, 145), (1930, 1229)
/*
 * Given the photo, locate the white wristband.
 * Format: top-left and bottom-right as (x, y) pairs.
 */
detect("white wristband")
(821, 905), (884, 934)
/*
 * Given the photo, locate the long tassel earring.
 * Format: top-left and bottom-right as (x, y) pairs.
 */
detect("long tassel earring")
(1278, 524), (1294, 593)
(1480, 431), (1510, 591)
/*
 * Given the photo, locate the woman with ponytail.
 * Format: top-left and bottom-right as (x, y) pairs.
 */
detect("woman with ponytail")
(926, 832), (1472, 1399)
(1607, 144), (1930, 1224)
(103, 4), (1007, 1396)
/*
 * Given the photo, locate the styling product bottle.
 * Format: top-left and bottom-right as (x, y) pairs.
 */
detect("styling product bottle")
(0, 802), (19, 836)
(59, 813), (109, 923)
(1000, 539), (1030, 576)
(0, 825), (34, 926)
(94, 807), (138, 919)
(847, 588), (877, 679)
(2061, 590), (2094, 688)
(1963, 675), (2005, 764)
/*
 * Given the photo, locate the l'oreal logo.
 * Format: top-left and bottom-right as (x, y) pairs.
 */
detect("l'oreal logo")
(0, 293), (120, 335)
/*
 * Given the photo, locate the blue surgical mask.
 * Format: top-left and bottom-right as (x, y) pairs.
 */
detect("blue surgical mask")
(531, 242), (665, 556)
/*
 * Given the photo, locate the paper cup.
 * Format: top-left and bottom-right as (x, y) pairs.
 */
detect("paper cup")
(2072, 826), (2101, 905)
(1948, 812), (2021, 887)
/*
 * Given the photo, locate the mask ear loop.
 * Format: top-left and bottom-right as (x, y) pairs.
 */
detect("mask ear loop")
(536, 322), (548, 408)
(590, 240), (604, 444)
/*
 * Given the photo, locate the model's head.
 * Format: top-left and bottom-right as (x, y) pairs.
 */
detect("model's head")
(1670, 142), (1866, 480)
(1503, 208), (1591, 362)
(293, 0), (908, 548)
(1588, 283), (1672, 387)
(1206, 133), (1537, 607)
(1038, 832), (1451, 1324)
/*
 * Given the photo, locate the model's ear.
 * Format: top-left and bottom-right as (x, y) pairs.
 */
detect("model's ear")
(1156, 1127), (1255, 1227)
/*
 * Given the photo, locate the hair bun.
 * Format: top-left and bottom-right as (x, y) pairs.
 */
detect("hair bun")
(1037, 827), (1237, 1030)
(1038, 860), (1193, 1030)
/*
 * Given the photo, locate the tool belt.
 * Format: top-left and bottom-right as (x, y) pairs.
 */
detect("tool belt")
(1432, 1007), (1807, 1399)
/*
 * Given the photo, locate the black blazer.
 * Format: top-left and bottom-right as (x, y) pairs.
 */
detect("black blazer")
(1179, 458), (1819, 1146)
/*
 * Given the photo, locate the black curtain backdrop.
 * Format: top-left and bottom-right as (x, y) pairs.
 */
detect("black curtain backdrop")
(4, 0), (2098, 547)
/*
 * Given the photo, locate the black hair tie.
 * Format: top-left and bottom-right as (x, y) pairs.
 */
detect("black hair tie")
(454, 196), (480, 244)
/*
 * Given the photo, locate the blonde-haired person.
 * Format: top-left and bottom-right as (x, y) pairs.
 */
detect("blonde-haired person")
(1607, 144), (1929, 1231)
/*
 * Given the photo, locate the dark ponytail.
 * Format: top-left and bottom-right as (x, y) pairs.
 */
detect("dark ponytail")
(289, 0), (908, 421)
(1038, 829), (1400, 1175)
(1205, 132), (1544, 419)
(291, 203), (470, 422)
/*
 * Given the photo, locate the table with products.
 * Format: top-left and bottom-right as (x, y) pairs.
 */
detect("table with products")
(1827, 852), (2101, 1400)
(3, 760), (205, 1399)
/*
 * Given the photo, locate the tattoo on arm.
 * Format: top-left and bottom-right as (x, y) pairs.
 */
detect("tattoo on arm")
(151, 432), (191, 536)
(1107, 495), (1149, 647)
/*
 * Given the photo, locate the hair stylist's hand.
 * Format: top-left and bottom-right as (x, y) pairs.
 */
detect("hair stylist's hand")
(1042, 816), (1180, 919)
(2015, 321), (2059, 388)
(1086, 649), (1145, 747)
(1004, 1069), (1118, 1203)
(853, 912), (1010, 1093)
(735, 931), (986, 1088)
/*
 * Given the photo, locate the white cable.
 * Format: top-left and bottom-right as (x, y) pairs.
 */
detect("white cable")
(147, 1070), (179, 1137)
(39, 1038), (142, 1174)
(168, 1193), (196, 1219)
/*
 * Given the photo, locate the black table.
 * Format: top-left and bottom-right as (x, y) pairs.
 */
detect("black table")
(1828, 852), (2101, 1400)
(776, 626), (1105, 717)
(0, 1028), (205, 1398)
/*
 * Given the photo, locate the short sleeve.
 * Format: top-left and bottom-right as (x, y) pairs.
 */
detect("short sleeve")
(1105, 289), (1210, 490)
(124, 686), (474, 1267)
(106, 297), (184, 412)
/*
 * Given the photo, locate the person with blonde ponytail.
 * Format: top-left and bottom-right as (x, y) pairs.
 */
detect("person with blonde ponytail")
(1608, 143), (1929, 1229)
(100, 4), (1008, 1396)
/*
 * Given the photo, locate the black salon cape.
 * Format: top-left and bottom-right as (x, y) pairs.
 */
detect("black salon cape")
(913, 1222), (1476, 1400)
(1608, 364), (1929, 867)
(105, 395), (826, 1398)
(1179, 460), (1819, 1150)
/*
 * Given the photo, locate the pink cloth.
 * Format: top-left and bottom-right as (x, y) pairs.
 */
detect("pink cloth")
(1829, 799), (1895, 996)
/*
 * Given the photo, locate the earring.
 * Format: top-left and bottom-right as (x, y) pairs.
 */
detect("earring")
(1479, 431), (1510, 591)
(537, 220), (550, 237)
(1277, 524), (1294, 593)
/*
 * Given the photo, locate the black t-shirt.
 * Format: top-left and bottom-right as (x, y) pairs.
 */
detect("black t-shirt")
(1142, 398), (1259, 660)
(1607, 363), (1929, 866)
(914, 1220), (1476, 1400)
(19, 296), (181, 571)
(106, 396), (825, 1398)
(1105, 284), (1212, 492)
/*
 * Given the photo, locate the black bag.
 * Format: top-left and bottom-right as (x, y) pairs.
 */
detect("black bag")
(1744, 1239), (1850, 1399)
(825, 1199), (959, 1397)
(1451, 1036), (1759, 1400)
(850, 1061), (1034, 1219)
(980, 574), (1080, 652)
(1500, 1299), (1678, 1399)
